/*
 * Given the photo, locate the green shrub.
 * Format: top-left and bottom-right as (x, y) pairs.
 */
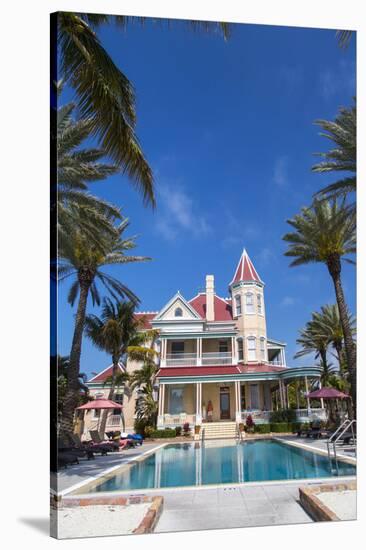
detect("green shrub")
(144, 425), (156, 438)
(134, 418), (152, 436)
(270, 422), (291, 433)
(254, 424), (271, 434)
(149, 428), (176, 439)
(175, 426), (182, 436)
(270, 409), (297, 423)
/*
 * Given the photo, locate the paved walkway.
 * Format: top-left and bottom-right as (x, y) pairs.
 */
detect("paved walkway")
(277, 436), (356, 460)
(154, 483), (313, 532)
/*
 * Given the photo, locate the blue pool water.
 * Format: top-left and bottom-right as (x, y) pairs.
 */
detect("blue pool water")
(90, 439), (356, 493)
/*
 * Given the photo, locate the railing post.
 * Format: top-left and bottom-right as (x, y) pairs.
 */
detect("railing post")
(157, 384), (165, 428)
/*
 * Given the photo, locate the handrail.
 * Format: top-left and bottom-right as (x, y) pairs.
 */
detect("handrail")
(328, 419), (350, 443)
(327, 419), (356, 463)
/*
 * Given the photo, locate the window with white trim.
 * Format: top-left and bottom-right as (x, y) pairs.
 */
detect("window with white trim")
(235, 294), (242, 316)
(260, 337), (266, 361)
(247, 337), (256, 361)
(245, 293), (254, 313)
(237, 338), (244, 361)
(219, 340), (229, 353)
(257, 294), (262, 314)
(174, 307), (183, 317)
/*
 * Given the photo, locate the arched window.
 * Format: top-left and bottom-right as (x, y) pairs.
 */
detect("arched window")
(235, 294), (242, 316)
(245, 293), (254, 313)
(257, 294), (262, 314)
(260, 337), (266, 361)
(237, 338), (244, 361)
(247, 336), (256, 361)
(174, 307), (183, 317)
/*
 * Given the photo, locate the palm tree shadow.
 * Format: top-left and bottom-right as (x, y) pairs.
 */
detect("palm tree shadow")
(18, 518), (49, 536)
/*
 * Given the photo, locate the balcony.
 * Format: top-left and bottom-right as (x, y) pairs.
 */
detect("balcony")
(165, 351), (233, 367)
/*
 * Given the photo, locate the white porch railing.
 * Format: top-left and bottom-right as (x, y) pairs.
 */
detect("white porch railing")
(267, 360), (285, 366)
(202, 352), (232, 365)
(295, 408), (327, 421)
(107, 414), (122, 427)
(166, 353), (197, 366)
(162, 413), (196, 425)
(241, 410), (271, 424)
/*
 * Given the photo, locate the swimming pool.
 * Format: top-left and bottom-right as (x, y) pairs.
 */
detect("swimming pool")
(85, 439), (356, 493)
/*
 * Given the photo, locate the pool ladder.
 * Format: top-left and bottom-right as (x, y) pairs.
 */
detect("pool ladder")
(326, 419), (356, 474)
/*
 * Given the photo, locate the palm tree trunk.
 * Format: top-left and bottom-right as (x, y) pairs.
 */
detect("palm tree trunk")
(327, 255), (357, 417)
(59, 280), (90, 437)
(99, 357), (119, 436)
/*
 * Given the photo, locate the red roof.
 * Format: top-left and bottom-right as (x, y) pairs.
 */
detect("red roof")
(158, 366), (241, 377)
(157, 363), (287, 378)
(189, 294), (233, 321)
(230, 249), (262, 285)
(88, 364), (125, 383)
(134, 312), (157, 329)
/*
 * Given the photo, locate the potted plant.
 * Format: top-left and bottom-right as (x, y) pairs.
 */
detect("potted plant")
(245, 414), (255, 433)
(183, 422), (191, 437)
(238, 422), (245, 432)
(194, 424), (201, 435)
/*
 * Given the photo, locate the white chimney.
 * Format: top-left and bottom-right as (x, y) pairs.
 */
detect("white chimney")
(206, 275), (215, 321)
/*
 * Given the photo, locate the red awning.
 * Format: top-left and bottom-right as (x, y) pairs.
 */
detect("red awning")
(306, 387), (350, 399)
(76, 398), (123, 410)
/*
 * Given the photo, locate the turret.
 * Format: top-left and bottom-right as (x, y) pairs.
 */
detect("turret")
(229, 249), (267, 363)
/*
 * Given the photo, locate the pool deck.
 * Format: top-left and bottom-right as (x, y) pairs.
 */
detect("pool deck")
(52, 437), (356, 533)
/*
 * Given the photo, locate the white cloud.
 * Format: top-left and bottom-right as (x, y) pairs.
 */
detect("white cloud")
(280, 296), (296, 307)
(155, 183), (211, 241)
(273, 156), (289, 186)
(319, 60), (356, 99)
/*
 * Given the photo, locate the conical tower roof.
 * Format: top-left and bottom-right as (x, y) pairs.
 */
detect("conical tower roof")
(229, 249), (263, 286)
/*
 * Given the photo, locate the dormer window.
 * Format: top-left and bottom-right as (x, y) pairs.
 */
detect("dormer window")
(235, 295), (242, 316)
(245, 293), (254, 314)
(174, 307), (183, 317)
(257, 294), (262, 314)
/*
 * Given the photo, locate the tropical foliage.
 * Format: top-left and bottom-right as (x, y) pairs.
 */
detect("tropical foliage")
(84, 299), (145, 433)
(283, 199), (356, 412)
(58, 218), (149, 435)
(313, 101), (356, 203)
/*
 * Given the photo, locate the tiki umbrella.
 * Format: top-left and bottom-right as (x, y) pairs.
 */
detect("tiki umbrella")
(306, 387), (350, 423)
(76, 399), (123, 432)
(306, 387), (349, 399)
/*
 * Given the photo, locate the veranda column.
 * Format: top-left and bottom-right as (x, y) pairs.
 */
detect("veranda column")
(318, 379), (324, 409)
(161, 339), (167, 367)
(197, 338), (202, 366)
(157, 384), (165, 428)
(304, 376), (311, 413)
(196, 382), (202, 425)
(235, 381), (241, 423)
(278, 380), (284, 409)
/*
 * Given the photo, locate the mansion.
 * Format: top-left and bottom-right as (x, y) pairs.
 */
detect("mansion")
(83, 249), (324, 436)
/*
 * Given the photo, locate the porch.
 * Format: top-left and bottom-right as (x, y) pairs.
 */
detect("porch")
(157, 378), (327, 428)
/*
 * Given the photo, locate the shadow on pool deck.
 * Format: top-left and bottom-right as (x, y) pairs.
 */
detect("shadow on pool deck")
(52, 442), (163, 494)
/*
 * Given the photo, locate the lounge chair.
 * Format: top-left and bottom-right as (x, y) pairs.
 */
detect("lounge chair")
(127, 433), (143, 446)
(58, 451), (80, 469)
(58, 436), (95, 460)
(89, 430), (119, 451)
(70, 433), (110, 456)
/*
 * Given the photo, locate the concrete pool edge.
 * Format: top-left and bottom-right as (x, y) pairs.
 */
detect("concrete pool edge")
(59, 437), (356, 498)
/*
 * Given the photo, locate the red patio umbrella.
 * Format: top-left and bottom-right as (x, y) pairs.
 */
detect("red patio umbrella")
(306, 387), (350, 399)
(76, 398), (123, 410)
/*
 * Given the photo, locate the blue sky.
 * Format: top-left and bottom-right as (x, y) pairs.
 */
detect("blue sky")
(57, 19), (356, 379)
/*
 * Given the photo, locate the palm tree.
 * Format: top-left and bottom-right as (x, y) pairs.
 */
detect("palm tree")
(283, 199), (356, 413)
(294, 324), (329, 368)
(58, 218), (149, 436)
(56, 99), (121, 248)
(135, 385), (159, 427)
(311, 304), (356, 376)
(53, 13), (230, 206)
(312, 101), (356, 203)
(84, 299), (144, 435)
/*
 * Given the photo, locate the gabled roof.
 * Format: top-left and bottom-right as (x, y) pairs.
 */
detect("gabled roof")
(154, 291), (202, 321)
(230, 248), (263, 285)
(189, 293), (233, 321)
(88, 363), (125, 383)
